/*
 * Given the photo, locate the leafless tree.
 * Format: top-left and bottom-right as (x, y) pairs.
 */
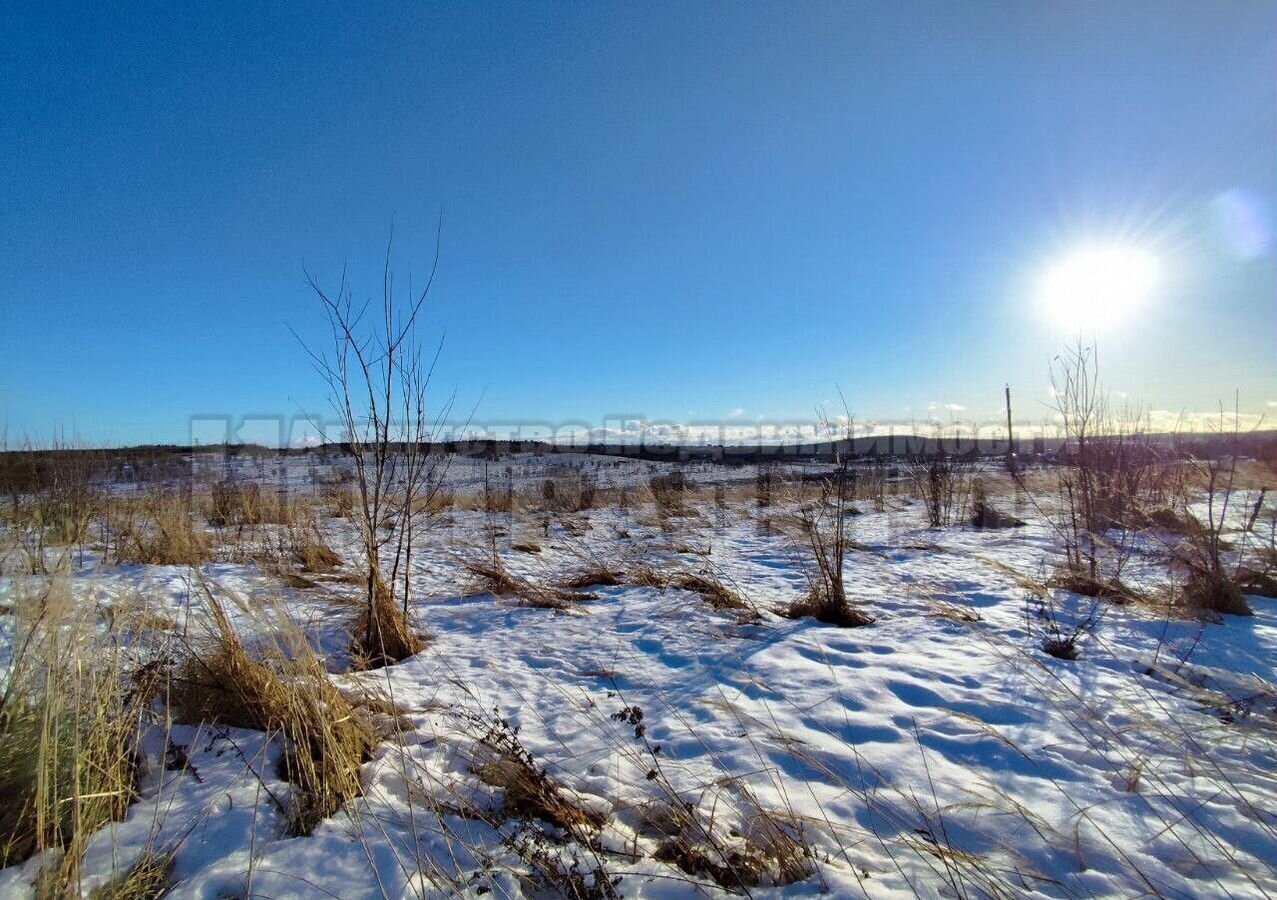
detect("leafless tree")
(785, 391), (872, 626)
(297, 226), (453, 666)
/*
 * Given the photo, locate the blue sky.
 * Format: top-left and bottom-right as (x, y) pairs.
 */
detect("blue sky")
(2, 1), (1274, 446)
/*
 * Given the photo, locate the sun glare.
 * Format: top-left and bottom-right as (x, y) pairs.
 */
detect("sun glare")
(1037, 245), (1159, 333)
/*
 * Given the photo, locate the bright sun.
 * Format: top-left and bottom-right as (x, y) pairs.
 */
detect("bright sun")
(1037, 245), (1159, 333)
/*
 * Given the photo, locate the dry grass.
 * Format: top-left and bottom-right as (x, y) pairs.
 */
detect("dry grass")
(1046, 566), (1140, 604)
(114, 492), (210, 566)
(649, 472), (688, 514)
(287, 508), (342, 573)
(467, 713), (603, 836)
(461, 557), (595, 610)
(325, 485), (358, 518)
(626, 565), (672, 589)
(783, 585), (874, 627)
(541, 472), (597, 513)
(1181, 570), (1253, 617)
(172, 586), (376, 834)
(0, 577), (152, 892)
(90, 850), (173, 900)
(562, 568), (622, 589)
(351, 572), (425, 668)
(777, 482), (874, 628)
(652, 823), (812, 891)
(669, 571), (753, 612)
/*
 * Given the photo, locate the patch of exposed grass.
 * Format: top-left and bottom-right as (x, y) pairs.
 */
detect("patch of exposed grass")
(783, 586), (874, 627)
(562, 568), (622, 589)
(670, 571), (752, 612)
(90, 851), (173, 900)
(1047, 566), (1139, 604)
(462, 558), (595, 610)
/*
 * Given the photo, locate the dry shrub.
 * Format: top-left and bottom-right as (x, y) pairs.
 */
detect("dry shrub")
(172, 590), (376, 834)
(1168, 426), (1256, 617)
(909, 453), (971, 527)
(1181, 570), (1253, 617)
(470, 715), (602, 836)
(779, 477), (874, 628)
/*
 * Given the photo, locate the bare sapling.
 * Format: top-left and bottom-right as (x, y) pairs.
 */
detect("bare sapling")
(1044, 342), (1143, 598)
(1175, 400), (1256, 616)
(298, 229), (453, 667)
(784, 399), (872, 626)
(908, 447), (971, 528)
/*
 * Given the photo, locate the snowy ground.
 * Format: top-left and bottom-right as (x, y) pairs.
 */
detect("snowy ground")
(2, 458), (1275, 899)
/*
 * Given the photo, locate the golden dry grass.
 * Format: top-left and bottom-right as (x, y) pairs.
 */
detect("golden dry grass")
(0, 578), (150, 892)
(172, 588), (376, 834)
(113, 492), (210, 566)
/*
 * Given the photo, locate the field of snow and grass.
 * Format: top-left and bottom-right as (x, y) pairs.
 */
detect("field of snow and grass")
(1, 451), (1275, 899)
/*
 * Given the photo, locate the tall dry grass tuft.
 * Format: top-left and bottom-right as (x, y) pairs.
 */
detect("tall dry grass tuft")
(209, 478), (296, 526)
(669, 569), (755, 614)
(351, 572), (425, 668)
(89, 850), (173, 900)
(283, 500), (342, 573)
(649, 472), (687, 515)
(0, 576), (152, 893)
(114, 492), (210, 566)
(172, 585), (376, 834)
(541, 470), (596, 513)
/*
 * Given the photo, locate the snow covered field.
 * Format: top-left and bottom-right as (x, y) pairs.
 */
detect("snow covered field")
(1, 454), (1275, 899)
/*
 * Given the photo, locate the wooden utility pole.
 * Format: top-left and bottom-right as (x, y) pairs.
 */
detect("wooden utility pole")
(1004, 384), (1016, 475)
